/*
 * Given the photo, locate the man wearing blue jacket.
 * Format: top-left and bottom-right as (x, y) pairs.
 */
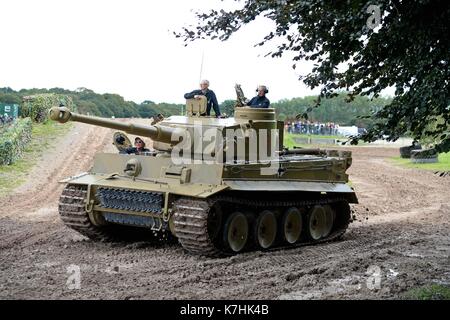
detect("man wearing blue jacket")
(184, 80), (221, 117)
(247, 85), (270, 108)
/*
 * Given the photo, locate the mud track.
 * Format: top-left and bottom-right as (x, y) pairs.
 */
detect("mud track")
(0, 123), (449, 299)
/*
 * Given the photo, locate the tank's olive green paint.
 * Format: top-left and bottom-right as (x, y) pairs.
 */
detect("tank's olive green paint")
(49, 96), (358, 256)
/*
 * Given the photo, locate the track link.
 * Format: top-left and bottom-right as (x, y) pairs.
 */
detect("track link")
(173, 198), (222, 257)
(173, 196), (351, 257)
(59, 184), (118, 241)
(59, 184), (173, 242)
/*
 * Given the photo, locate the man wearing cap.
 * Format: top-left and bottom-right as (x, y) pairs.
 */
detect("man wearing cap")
(184, 80), (221, 117)
(247, 85), (271, 108)
(125, 137), (150, 154)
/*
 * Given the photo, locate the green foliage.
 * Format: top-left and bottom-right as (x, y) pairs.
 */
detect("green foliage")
(0, 118), (32, 165)
(283, 133), (301, 149)
(0, 87), (184, 119)
(273, 93), (390, 126)
(220, 100), (236, 117)
(0, 93), (21, 105)
(419, 116), (450, 148)
(145, 102), (184, 117)
(404, 284), (450, 300)
(178, 0), (450, 152)
(21, 94), (75, 123)
(0, 121), (71, 194)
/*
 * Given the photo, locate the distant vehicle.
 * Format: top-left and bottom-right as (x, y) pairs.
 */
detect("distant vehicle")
(337, 126), (359, 137)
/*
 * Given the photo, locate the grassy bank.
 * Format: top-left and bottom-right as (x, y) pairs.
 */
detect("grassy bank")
(284, 133), (300, 149)
(391, 152), (450, 171)
(404, 284), (450, 300)
(0, 121), (72, 196)
(284, 133), (345, 149)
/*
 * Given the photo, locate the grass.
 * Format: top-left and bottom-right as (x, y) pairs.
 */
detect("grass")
(404, 284), (450, 300)
(0, 121), (72, 196)
(391, 152), (450, 172)
(284, 133), (301, 149)
(284, 133), (345, 149)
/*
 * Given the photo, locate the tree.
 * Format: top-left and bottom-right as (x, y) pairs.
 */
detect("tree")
(220, 99), (236, 116)
(177, 0), (450, 151)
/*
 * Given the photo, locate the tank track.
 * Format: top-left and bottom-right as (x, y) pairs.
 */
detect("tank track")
(59, 184), (127, 241)
(173, 196), (351, 257)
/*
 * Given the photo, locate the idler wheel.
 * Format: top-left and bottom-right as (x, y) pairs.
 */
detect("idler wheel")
(281, 207), (303, 244)
(255, 210), (277, 249)
(223, 212), (249, 253)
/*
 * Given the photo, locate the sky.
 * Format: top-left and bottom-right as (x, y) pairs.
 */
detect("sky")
(1, 0), (323, 104)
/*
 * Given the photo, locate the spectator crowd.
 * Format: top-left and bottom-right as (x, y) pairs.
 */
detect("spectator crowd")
(285, 121), (340, 136)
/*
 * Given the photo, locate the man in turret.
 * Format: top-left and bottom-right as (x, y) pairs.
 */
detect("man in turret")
(247, 85), (271, 108)
(125, 137), (150, 155)
(184, 80), (221, 117)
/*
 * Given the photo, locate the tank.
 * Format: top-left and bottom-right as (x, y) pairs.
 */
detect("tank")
(49, 93), (358, 256)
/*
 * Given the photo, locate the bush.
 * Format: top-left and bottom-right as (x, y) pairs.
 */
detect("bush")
(0, 118), (32, 165)
(21, 94), (75, 123)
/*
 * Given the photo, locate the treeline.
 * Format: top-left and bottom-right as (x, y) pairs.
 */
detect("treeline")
(0, 87), (391, 127)
(271, 94), (391, 127)
(0, 87), (184, 119)
(214, 94), (391, 128)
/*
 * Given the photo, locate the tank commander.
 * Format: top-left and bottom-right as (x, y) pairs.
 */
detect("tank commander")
(125, 137), (150, 154)
(247, 85), (271, 108)
(184, 79), (221, 117)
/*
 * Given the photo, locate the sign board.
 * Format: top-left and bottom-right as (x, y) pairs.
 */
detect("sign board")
(0, 103), (19, 119)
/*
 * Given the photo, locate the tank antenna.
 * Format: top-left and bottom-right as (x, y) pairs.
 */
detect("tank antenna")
(199, 50), (205, 83)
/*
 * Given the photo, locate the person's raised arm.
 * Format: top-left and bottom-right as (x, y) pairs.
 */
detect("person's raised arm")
(184, 90), (198, 99)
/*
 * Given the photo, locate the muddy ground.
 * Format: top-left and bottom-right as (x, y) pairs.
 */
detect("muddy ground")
(0, 122), (449, 299)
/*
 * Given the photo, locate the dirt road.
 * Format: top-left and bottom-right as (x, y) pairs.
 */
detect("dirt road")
(0, 123), (449, 299)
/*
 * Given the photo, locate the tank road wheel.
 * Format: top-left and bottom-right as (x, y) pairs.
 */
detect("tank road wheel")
(224, 212), (249, 253)
(322, 205), (335, 238)
(254, 210), (277, 249)
(307, 205), (327, 241)
(281, 207), (303, 244)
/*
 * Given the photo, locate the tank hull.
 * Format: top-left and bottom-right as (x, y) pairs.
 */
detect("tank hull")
(58, 152), (357, 256)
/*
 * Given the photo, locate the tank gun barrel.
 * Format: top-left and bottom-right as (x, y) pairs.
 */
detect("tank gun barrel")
(48, 107), (176, 144)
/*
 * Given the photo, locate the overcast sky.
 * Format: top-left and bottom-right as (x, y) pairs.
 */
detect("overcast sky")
(1, 0), (332, 104)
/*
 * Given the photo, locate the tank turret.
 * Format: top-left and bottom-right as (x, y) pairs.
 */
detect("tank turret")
(49, 99), (284, 161)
